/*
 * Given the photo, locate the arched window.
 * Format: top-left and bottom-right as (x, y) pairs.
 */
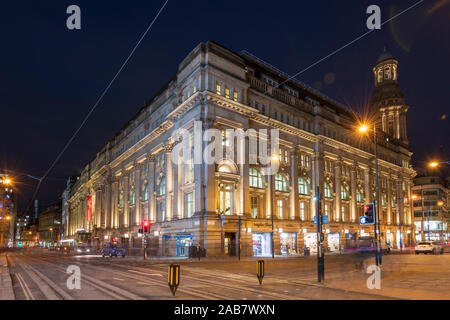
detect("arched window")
(275, 174), (288, 192)
(341, 185), (349, 200)
(324, 182), (332, 198)
(298, 178), (310, 195)
(249, 168), (264, 189)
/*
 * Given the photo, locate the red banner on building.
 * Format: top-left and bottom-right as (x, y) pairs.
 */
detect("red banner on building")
(87, 195), (92, 222)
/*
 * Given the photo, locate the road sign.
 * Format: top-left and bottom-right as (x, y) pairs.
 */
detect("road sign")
(256, 260), (264, 285)
(168, 264), (180, 296)
(314, 215), (329, 224)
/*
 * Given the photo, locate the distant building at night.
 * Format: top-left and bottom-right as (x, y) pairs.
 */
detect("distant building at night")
(412, 175), (449, 242)
(65, 41), (416, 256)
(0, 173), (17, 248)
(38, 200), (62, 246)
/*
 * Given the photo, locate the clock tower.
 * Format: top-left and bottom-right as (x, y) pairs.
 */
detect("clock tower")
(371, 48), (409, 145)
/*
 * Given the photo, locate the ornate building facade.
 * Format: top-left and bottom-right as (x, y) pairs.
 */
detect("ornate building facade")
(65, 41), (416, 256)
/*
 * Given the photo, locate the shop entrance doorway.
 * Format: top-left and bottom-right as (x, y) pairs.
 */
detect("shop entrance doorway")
(224, 232), (236, 256)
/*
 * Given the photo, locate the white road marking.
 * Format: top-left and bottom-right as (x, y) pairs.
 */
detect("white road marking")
(127, 269), (162, 277)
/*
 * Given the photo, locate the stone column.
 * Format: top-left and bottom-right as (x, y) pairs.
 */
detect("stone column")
(350, 164), (357, 223)
(364, 169), (372, 203)
(396, 179), (403, 226)
(123, 175), (129, 228)
(148, 156), (156, 223)
(386, 176), (392, 225)
(290, 149), (299, 220)
(334, 159), (341, 222)
(165, 145), (174, 221)
(173, 144), (181, 220)
(135, 165), (141, 227)
(240, 135), (250, 217)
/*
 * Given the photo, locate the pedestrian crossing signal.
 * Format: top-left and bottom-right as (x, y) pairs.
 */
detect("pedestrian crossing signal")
(360, 203), (375, 225)
(168, 264), (180, 296)
(257, 260), (264, 285)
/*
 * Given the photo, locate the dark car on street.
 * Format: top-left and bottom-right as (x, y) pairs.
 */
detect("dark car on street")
(101, 242), (126, 258)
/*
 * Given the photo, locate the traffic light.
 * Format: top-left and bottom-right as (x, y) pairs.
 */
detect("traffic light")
(142, 220), (150, 233)
(360, 203), (375, 225)
(319, 232), (324, 242)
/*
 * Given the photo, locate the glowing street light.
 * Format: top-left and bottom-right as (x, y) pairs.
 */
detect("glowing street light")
(358, 124), (368, 133)
(429, 162), (439, 168)
(411, 194), (418, 200)
(428, 161), (450, 168)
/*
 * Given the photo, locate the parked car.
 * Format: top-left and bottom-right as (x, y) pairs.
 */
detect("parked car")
(101, 243), (126, 258)
(415, 241), (444, 255)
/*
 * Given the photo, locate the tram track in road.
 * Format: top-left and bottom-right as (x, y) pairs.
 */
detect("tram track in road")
(22, 253), (226, 300)
(15, 254), (144, 300)
(28, 253), (296, 300)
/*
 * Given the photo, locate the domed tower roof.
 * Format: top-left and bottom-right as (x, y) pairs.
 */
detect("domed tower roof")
(376, 47), (394, 63)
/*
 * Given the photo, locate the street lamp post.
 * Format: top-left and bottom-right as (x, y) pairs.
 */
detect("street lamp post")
(359, 124), (382, 265)
(271, 172), (275, 259)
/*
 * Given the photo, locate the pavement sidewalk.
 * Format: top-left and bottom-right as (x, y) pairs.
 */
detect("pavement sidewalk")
(0, 253), (15, 300)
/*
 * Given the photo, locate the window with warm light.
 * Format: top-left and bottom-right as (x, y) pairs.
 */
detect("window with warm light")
(249, 168), (264, 189)
(277, 199), (283, 219)
(184, 192), (193, 218)
(225, 86), (230, 99)
(298, 178), (310, 195)
(251, 196), (258, 218)
(324, 182), (332, 198)
(299, 201), (305, 221)
(341, 185), (349, 200)
(275, 174), (288, 192)
(233, 90), (238, 102)
(216, 82), (221, 95)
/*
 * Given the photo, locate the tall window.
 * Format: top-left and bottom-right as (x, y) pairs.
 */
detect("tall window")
(324, 159), (333, 172)
(249, 168), (264, 189)
(225, 86), (230, 99)
(184, 192), (194, 218)
(277, 199), (283, 219)
(341, 185), (349, 200)
(233, 90), (238, 102)
(251, 196), (258, 218)
(185, 158), (194, 184)
(299, 201), (305, 221)
(222, 129), (231, 147)
(324, 182), (332, 198)
(279, 149), (288, 164)
(157, 177), (166, 196)
(141, 179), (149, 201)
(157, 201), (166, 222)
(129, 186), (135, 205)
(324, 204), (329, 216)
(298, 178), (309, 195)
(356, 188), (363, 203)
(341, 206), (345, 222)
(216, 82), (221, 95)
(219, 184), (232, 215)
(275, 174), (288, 192)
(300, 154), (310, 168)
(118, 188), (124, 208)
(382, 194), (387, 207)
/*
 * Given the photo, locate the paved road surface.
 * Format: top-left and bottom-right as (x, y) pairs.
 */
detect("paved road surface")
(3, 250), (449, 300)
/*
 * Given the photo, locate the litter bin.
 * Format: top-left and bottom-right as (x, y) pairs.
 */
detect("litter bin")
(303, 247), (310, 256)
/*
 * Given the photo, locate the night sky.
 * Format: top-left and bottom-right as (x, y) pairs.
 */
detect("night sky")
(1, 0), (448, 211)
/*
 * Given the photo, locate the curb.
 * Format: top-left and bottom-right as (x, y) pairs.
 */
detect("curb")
(0, 254), (15, 300)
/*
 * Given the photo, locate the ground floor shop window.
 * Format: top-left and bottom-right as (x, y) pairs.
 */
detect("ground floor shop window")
(252, 233), (272, 256)
(304, 233), (317, 253)
(280, 232), (297, 255)
(327, 233), (340, 252)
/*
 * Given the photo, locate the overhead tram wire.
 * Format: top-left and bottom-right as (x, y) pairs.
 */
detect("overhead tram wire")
(24, 0), (170, 213)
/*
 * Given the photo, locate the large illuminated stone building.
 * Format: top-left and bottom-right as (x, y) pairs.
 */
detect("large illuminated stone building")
(65, 41), (416, 256)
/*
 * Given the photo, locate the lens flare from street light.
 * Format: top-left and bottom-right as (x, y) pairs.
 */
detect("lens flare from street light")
(437, 201), (444, 206)
(3, 178), (11, 185)
(358, 125), (368, 133)
(429, 162), (438, 167)
(411, 194), (417, 200)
